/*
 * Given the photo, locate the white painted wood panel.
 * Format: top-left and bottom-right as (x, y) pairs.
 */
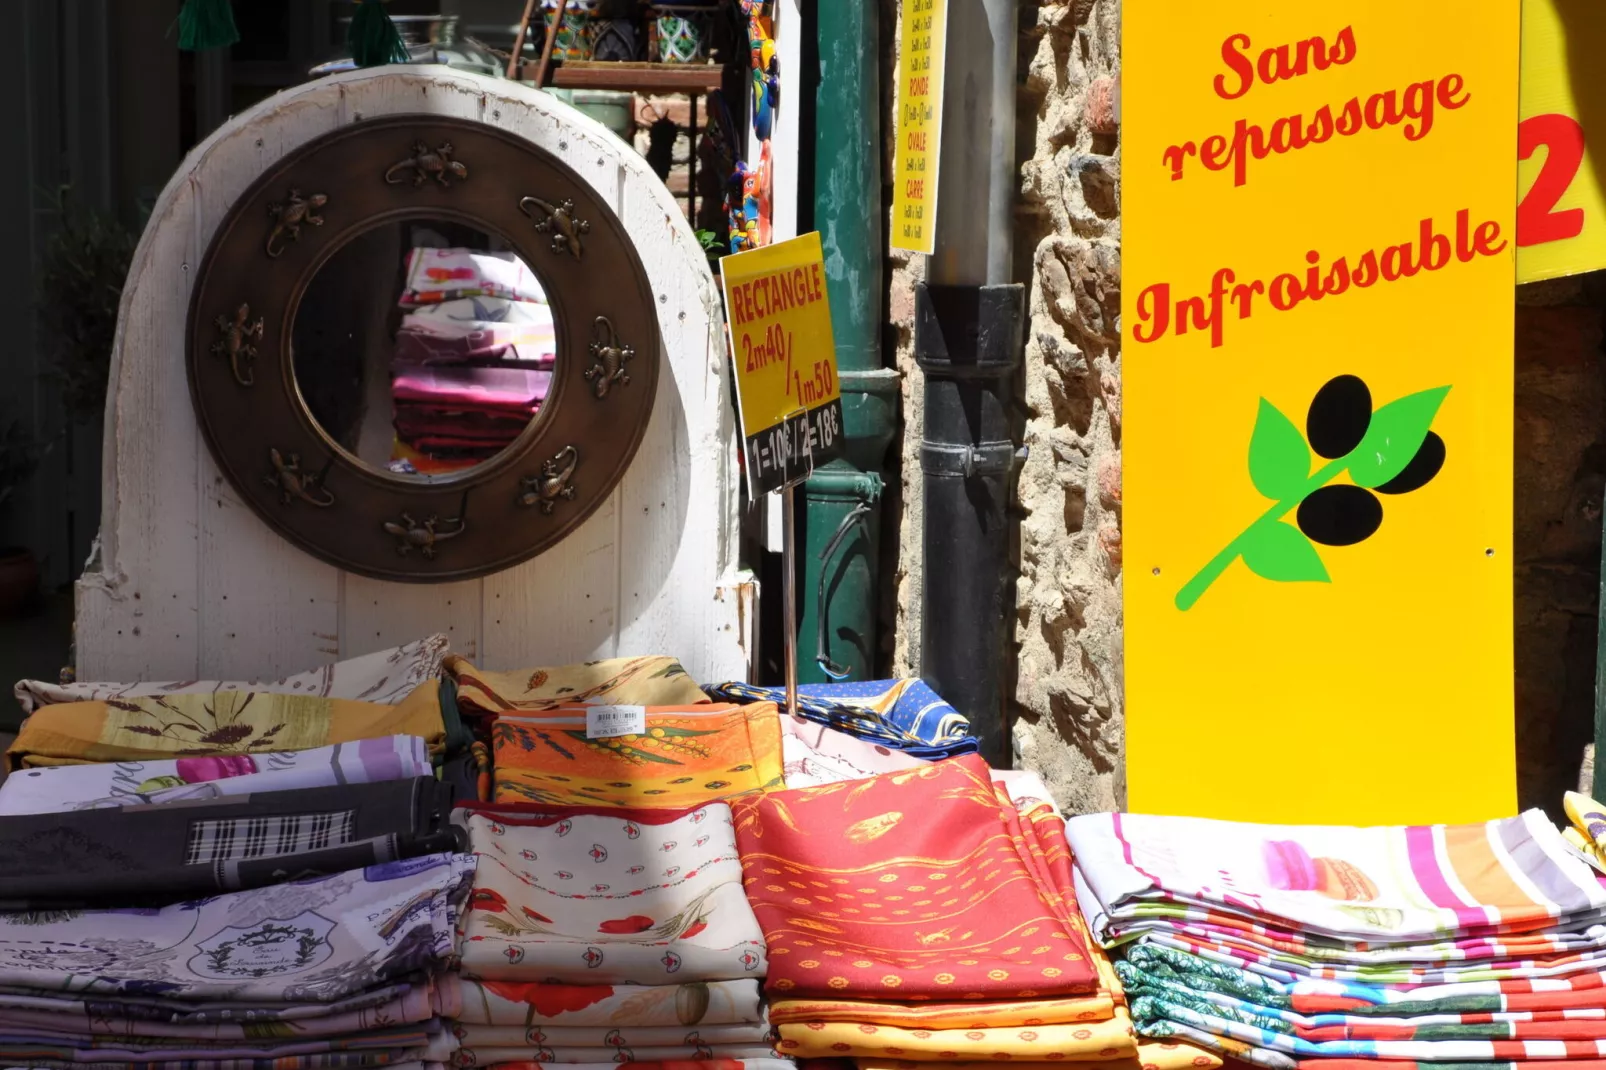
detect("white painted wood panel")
(79, 68), (749, 686)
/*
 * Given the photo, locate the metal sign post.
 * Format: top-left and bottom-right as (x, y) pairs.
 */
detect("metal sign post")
(780, 483), (799, 720)
(777, 404), (814, 721)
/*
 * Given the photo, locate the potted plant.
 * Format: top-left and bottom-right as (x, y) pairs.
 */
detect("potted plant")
(0, 419), (51, 617)
(36, 186), (136, 425)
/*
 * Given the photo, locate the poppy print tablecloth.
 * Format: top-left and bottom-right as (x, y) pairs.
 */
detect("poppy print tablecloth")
(448, 978), (766, 1027)
(457, 802), (766, 984)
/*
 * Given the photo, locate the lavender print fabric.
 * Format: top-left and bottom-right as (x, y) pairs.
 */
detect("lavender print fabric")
(0, 853), (474, 1001)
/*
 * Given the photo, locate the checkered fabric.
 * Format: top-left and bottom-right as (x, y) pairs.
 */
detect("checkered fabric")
(184, 810), (356, 865)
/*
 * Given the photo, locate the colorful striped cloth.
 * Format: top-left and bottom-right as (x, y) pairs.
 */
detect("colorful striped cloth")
(1067, 810), (1606, 948)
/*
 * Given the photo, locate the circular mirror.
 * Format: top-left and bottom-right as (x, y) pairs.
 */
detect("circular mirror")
(291, 219), (557, 481)
(187, 116), (662, 583)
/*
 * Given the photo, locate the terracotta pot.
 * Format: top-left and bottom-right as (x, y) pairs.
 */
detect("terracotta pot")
(0, 548), (39, 619)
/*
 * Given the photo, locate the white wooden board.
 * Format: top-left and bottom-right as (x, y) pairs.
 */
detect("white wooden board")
(78, 68), (751, 686)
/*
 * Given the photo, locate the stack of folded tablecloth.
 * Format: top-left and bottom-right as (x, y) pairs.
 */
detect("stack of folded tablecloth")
(390, 248), (556, 474)
(1067, 808), (1606, 1070)
(730, 752), (1221, 1070)
(0, 851), (473, 1069)
(0, 771), (458, 908)
(0, 734), (433, 813)
(450, 800), (779, 1066)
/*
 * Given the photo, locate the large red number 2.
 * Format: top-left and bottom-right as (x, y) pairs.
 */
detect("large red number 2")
(1518, 113), (1586, 248)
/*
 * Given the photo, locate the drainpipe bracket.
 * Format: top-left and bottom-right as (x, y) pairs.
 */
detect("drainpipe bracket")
(922, 442), (1018, 479)
(913, 282), (1026, 379)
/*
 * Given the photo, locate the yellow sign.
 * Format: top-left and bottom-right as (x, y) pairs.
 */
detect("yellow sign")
(1516, 0), (1606, 283)
(890, 0), (947, 254)
(1124, 2), (1518, 824)
(720, 232), (844, 496)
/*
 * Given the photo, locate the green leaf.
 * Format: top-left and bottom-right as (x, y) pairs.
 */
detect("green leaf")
(1240, 521), (1330, 583)
(1247, 399), (1312, 500)
(1346, 386), (1450, 488)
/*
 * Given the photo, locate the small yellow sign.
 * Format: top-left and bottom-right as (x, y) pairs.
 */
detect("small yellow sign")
(1516, 0), (1606, 283)
(890, 0), (947, 255)
(720, 233), (845, 496)
(1124, 0), (1518, 824)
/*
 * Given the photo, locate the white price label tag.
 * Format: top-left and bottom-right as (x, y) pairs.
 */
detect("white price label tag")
(585, 704), (647, 740)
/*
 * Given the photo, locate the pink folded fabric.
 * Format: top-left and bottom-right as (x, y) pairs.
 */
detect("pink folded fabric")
(391, 366), (551, 412)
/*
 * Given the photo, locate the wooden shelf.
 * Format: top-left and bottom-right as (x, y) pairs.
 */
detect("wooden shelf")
(541, 61), (726, 94)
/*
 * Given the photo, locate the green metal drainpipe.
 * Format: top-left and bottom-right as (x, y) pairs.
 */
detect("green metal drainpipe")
(798, 0), (899, 684)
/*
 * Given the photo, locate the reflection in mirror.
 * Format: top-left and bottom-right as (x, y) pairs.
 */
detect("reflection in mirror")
(291, 220), (556, 478)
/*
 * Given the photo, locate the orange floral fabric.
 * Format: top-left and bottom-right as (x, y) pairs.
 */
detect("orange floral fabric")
(857, 1040), (1223, 1070)
(492, 703), (785, 809)
(730, 753), (1100, 1000)
(446, 655), (710, 716)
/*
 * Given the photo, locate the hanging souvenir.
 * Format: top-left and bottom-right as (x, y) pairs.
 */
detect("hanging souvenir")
(729, 141), (773, 253)
(739, 0), (780, 141)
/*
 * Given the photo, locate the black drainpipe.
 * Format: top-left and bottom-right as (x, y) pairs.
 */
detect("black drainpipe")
(915, 287), (1023, 767)
(915, 0), (1023, 768)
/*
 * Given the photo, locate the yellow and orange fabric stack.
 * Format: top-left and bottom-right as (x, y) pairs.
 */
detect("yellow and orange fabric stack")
(730, 753), (1221, 1070)
(446, 652), (787, 809)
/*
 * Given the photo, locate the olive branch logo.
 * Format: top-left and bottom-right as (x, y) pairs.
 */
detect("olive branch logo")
(1174, 375), (1449, 611)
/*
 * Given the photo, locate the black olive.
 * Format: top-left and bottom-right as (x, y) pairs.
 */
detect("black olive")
(1306, 375), (1372, 459)
(1296, 484), (1383, 546)
(1376, 432), (1445, 495)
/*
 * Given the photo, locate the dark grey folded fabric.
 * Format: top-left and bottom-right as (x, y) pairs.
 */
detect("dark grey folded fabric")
(0, 776), (460, 908)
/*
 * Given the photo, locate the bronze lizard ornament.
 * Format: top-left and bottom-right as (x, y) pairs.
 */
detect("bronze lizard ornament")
(518, 445), (579, 514)
(265, 190), (327, 258)
(263, 449), (335, 508)
(518, 195), (591, 260)
(382, 513), (466, 558)
(211, 304), (264, 387)
(384, 141), (468, 188)
(585, 317), (635, 399)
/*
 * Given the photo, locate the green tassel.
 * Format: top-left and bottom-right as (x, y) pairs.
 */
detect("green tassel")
(177, 0), (240, 52)
(349, 0), (410, 68)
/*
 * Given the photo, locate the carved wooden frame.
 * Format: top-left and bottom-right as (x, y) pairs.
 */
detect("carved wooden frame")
(187, 115), (660, 583)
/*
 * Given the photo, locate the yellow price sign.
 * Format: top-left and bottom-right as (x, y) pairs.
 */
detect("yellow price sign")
(720, 232), (844, 496)
(1124, 1), (1518, 824)
(1515, 0), (1606, 283)
(891, 0), (947, 254)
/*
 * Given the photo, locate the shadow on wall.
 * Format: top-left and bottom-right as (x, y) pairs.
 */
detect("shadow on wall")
(1560, 0), (1606, 204)
(1512, 276), (1606, 821)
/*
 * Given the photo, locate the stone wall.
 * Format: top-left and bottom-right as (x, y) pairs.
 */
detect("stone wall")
(887, 0), (1126, 814)
(1513, 276), (1606, 818)
(1011, 0), (1124, 813)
